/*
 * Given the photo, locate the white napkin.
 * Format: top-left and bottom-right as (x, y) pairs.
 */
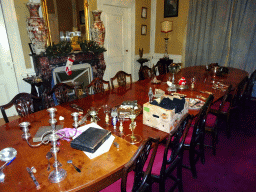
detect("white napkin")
(73, 123), (115, 159)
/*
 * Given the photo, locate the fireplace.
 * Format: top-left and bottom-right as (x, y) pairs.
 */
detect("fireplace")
(32, 52), (106, 93)
(53, 63), (93, 86)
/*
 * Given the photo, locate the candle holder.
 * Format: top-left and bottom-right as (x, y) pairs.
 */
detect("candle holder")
(168, 63), (180, 85)
(88, 107), (99, 124)
(19, 108), (79, 183)
(118, 114), (125, 136)
(124, 110), (142, 144)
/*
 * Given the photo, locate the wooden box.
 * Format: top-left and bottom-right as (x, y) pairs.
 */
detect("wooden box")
(143, 97), (188, 133)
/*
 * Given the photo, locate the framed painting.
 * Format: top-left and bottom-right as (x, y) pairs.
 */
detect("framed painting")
(164, 0), (179, 18)
(141, 7), (147, 19)
(141, 25), (147, 35)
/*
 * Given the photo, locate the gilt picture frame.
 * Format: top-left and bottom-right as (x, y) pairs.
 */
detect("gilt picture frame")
(141, 25), (147, 35)
(141, 7), (147, 19)
(164, 0), (179, 18)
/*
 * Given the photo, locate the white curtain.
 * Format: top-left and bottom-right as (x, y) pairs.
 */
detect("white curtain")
(185, 0), (256, 75)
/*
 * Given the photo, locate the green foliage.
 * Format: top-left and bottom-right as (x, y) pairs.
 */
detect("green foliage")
(79, 40), (107, 55)
(45, 42), (72, 57)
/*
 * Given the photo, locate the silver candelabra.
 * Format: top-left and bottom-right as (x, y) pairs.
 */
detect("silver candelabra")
(19, 108), (80, 183)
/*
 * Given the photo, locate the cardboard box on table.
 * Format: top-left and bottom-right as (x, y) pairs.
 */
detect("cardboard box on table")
(143, 97), (189, 133)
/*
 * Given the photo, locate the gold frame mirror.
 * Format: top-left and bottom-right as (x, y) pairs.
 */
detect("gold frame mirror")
(41, 0), (90, 46)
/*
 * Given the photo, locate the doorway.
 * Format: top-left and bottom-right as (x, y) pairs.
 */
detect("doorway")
(0, 3), (19, 117)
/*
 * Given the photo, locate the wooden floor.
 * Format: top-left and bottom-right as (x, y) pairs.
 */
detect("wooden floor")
(0, 116), (19, 126)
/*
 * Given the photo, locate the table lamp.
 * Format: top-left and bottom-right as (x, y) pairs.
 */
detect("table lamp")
(161, 21), (173, 59)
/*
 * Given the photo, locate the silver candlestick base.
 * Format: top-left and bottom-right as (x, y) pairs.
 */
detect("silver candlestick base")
(48, 168), (67, 183)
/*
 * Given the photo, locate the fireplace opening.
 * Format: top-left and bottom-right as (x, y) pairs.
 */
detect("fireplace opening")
(52, 63), (93, 95)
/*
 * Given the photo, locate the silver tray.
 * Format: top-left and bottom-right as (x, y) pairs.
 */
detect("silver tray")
(176, 85), (189, 90)
(0, 147), (17, 162)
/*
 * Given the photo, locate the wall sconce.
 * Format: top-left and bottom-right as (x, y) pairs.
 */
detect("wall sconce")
(161, 21), (173, 59)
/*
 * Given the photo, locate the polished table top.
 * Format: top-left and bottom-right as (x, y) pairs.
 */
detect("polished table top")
(0, 66), (248, 191)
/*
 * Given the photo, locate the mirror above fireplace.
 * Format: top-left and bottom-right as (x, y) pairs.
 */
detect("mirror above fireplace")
(41, 0), (90, 45)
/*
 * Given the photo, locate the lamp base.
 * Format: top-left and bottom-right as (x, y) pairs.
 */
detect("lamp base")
(164, 37), (169, 59)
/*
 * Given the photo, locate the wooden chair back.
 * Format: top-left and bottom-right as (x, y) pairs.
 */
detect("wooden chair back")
(156, 113), (192, 191)
(190, 94), (214, 148)
(231, 76), (248, 108)
(183, 94), (214, 178)
(121, 137), (159, 192)
(140, 66), (153, 80)
(244, 70), (256, 100)
(110, 71), (132, 89)
(0, 93), (41, 123)
(152, 61), (166, 76)
(43, 83), (74, 108)
(84, 78), (110, 95)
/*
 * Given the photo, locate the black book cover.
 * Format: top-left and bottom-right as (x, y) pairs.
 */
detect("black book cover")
(71, 127), (111, 153)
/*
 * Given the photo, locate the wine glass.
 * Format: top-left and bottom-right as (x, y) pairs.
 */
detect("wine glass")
(191, 76), (196, 89)
(89, 107), (97, 123)
(124, 109), (142, 144)
(103, 105), (110, 125)
(111, 107), (118, 130)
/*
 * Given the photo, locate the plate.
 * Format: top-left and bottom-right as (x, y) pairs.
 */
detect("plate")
(151, 80), (161, 84)
(186, 98), (205, 110)
(0, 147), (17, 162)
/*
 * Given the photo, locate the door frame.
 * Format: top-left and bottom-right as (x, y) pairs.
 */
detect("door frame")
(97, 0), (135, 81)
(1, 0), (34, 94)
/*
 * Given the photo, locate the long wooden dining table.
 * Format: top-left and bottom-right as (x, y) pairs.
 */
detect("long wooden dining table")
(0, 66), (248, 192)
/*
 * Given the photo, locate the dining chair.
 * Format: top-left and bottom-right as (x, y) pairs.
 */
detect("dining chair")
(140, 66), (153, 80)
(243, 69), (256, 101)
(211, 77), (248, 138)
(152, 61), (166, 76)
(205, 85), (232, 155)
(84, 77), (110, 95)
(183, 94), (214, 178)
(101, 137), (160, 192)
(0, 93), (42, 123)
(43, 83), (75, 108)
(150, 113), (192, 192)
(231, 76), (249, 108)
(110, 71), (132, 89)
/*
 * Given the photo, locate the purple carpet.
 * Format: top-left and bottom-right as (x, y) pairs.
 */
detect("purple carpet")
(151, 99), (256, 192)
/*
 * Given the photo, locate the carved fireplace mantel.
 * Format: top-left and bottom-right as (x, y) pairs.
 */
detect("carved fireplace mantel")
(32, 52), (106, 90)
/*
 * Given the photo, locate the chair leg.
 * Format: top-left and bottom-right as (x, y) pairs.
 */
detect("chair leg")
(177, 158), (183, 192)
(159, 179), (165, 192)
(212, 131), (217, 156)
(199, 140), (205, 165)
(226, 115), (231, 138)
(189, 150), (197, 178)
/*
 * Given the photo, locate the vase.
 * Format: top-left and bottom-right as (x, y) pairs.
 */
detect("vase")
(26, 3), (48, 55)
(91, 10), (105, 47)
